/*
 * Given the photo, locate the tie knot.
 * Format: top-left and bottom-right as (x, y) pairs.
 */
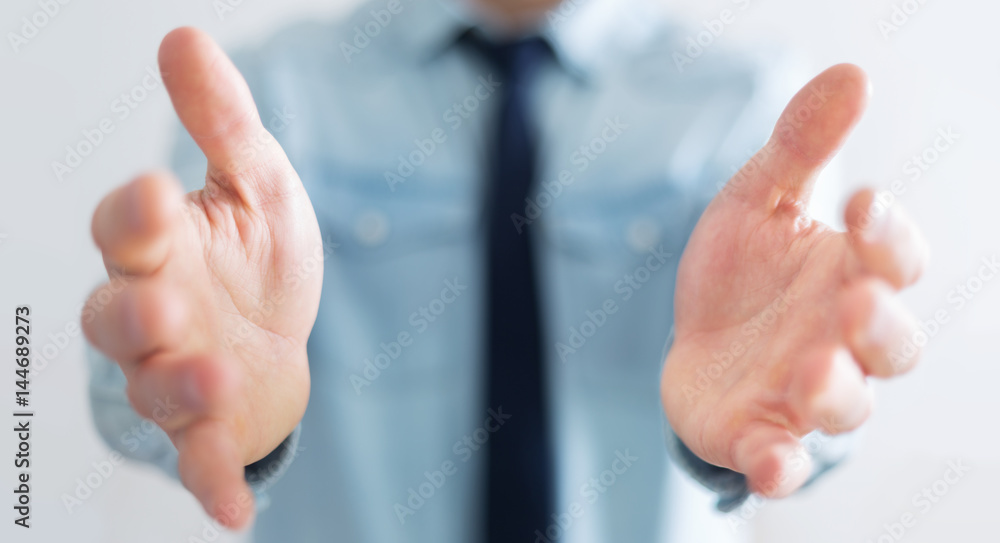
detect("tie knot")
(461, 31), (552, 83)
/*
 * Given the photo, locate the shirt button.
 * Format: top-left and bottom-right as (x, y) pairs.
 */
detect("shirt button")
(626, 217), (660, 253)
(354, 210), (390, 247)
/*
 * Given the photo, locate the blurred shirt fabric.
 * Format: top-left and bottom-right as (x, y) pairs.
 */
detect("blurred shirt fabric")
(89, 0), (842, 541)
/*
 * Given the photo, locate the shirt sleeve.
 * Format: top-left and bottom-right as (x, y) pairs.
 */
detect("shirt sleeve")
(87, 344), (179, 477)
(87, 344), (302, 510)
(663, 417), (855, 512)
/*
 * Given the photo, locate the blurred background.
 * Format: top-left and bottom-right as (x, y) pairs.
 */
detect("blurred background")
(1, 0), (997, 541)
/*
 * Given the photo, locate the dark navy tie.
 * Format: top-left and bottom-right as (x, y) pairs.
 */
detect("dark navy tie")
(463, 32), (554, 543)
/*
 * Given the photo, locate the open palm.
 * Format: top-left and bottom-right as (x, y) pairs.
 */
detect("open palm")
(662, 64), (927, 497)
(84, 28), (323, 527)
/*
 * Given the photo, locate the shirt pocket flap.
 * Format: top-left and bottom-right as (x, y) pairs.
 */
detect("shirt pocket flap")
(302, 162), (479, 260)
(540, 175), (705, 261)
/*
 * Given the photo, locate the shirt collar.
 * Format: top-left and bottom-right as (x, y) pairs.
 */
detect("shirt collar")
(393, 0), (661, 81)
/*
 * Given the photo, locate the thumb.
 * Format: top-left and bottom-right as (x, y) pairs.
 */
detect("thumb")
(727, 63), (871, 209)
(732, 423), (812, 499)
(158, 27), (296, 207)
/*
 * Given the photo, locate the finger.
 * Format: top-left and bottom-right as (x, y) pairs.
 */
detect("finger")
(733, 423), (812, 499)
(841, 279), (921, 377)
(81, 279), (188, 368)
(126, 354), (240, 431)
(790, 348), (873, 435)
(92, 171), (183, 275)
(730, 64), (871, 208)
(158, 27), (296, 205)
(846, 189), (929, 289)
(177, 419), (256, 530)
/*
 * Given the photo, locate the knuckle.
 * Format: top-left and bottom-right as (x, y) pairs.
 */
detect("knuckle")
(125, 379), (156, 420)
(81, 282), (126, 348)
(127, 283), (186, 349)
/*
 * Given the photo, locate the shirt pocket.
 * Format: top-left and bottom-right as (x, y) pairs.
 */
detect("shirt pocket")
(538, 174), (706, 389)
(302, 161), (480, 260)
(300, 160), (483, 386)
(541, 174), (703, 265)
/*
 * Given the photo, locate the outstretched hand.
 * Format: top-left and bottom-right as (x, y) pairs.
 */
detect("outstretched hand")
(84, 28), (324, 528)
(661, 64), (928, 498)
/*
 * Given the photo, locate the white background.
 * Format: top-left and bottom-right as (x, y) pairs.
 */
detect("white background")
(0, 0), (997, 542)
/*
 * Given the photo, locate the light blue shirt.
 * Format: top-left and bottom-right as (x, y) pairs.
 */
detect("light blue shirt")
(89, 0), (849, 541)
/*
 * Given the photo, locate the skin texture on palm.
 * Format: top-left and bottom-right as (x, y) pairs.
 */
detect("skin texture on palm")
(83, 28), (323, 528)
(661, 64), (928, 498)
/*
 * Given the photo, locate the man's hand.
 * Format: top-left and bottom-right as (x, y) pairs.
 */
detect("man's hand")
(661, 64), (928, 498)
(83, 28), (323, 528)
